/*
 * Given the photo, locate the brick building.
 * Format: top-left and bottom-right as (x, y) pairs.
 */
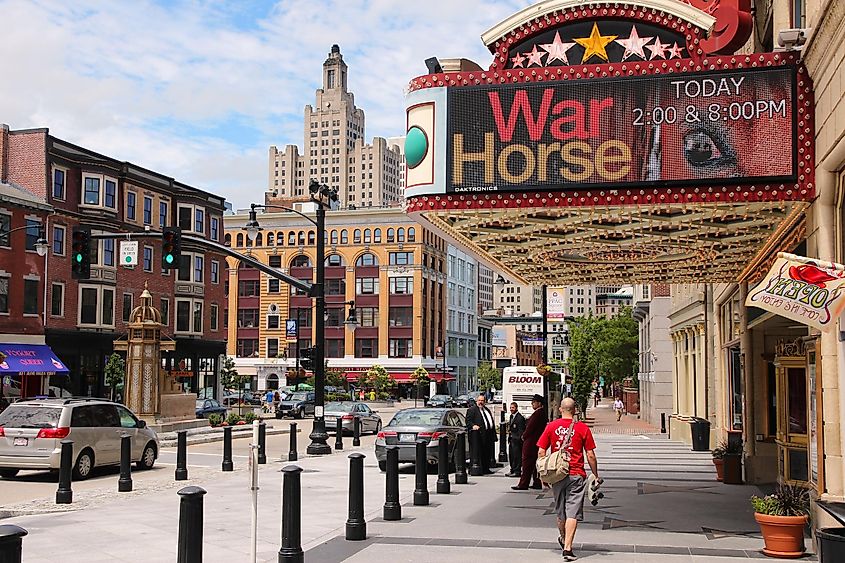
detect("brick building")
(0, 124), (228, 399)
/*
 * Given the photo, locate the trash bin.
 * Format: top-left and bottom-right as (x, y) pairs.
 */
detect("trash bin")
(817, 528), (845, 562)
(690, 418), (710, 451)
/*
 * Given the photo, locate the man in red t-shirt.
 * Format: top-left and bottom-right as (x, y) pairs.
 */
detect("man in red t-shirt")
(537, 397), (599, 561)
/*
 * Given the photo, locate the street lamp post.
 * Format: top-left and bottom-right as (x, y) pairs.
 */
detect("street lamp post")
(0, 224), (49, 256)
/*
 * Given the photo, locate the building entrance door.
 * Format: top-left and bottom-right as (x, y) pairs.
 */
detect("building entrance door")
(774, 340), (809, 485)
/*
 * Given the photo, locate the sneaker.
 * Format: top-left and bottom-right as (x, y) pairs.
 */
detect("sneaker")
(562, 550), (577, 561)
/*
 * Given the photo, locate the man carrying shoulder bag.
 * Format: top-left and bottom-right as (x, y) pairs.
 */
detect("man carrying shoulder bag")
(537, 397), (599, 562)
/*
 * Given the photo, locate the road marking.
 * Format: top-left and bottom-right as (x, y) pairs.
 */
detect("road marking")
(159, 452), (250, 459)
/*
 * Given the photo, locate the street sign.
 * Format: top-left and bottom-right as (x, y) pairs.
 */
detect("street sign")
(120, 240), (138, 266)
(522, 337), (545, 346)
(286, 319), (298, 343)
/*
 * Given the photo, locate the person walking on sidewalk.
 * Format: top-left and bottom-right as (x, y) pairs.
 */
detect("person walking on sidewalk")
(512, 394), (546, 490)
(537, 397), (599, 562)
(466, 394), (497, 474)
(613, 397), (624, 422)
(506, 402), (525, 477)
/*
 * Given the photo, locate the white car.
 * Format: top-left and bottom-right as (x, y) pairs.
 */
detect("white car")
(492, 390), (504, 404)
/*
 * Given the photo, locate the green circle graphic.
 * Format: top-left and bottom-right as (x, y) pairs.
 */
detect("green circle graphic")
(405, 126), (428, 169)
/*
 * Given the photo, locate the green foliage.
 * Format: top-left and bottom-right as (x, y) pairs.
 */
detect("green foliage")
(208, 414), (223, 427)
(378, 391), (390, 400)
(366, 365), (393, 394)
(226, 412), (243, 426)
(327, 392), (352, 402)
(751, 485), (810, 517)
(477, 362), (502, 392)
(220, 356), (248, 389)
(104, 353), (126, 400)
(242, 411), (258, 424)
(712, 439), (743, 459)
(412, 365), (430, 386)
(326, 367), (346, 389)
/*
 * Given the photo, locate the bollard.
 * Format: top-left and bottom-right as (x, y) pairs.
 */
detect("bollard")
(258, 422), (267, 464)
(176, 486), (206, 563)
(498, 422), (508, 463)
(436, 437), (450, 494)
(175, 430), (188, 481)
(288, 422), (298, 462)
(0, 525), (28, 563)
(56, 440), (73, 504)
(383, 446), (401, 521)
(222, 426), (233, 472)
(500, 410), (505, 424)
(469, 430), (483, 476)
(278, 465), (304, 563)
(661, 412), (667, 434)
(335, 417), (344, 450)
(118, 434), (133, 492)
(413, 439), (429, 506)
(454, 432), (468, 485)
(353, 417), (361, 447)
(345, 453), (367, 541)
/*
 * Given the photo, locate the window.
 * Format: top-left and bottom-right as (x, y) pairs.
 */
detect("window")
(269, 255), (282, 267)
(355, 338), (378, 358)
(238, 309), (259, 328)
(178, 205), (206, 234)
(102, 239), (115, 266)
(238, 280), (259, 297)
(340, 230), (348, 244)
(291, 255), (311, 268)
(159, 201), (168, 227)
(51, 283), (64, 316)
(354, 229), (361, 243)
(52, 225), (65, 256)
(325, 278), (345, 295)
(79, 285), (115, 327)
(237, 339), (259, 357)
(325, 254), (344, 267)
(0, 214), (9, 247)
(141, 196), (152, 225)
(23, 279), (38, 314)
(389, 339), (412, 358)
(330, 230), (338, 244)
(194, 301), (203, 333)
(363, 229), (371, 243)
(408, 227), (415, 242)
(356, 277), (379, 295)
(389, 277), (413, 294)
(388, 307), (413, 326)
(326, 339), (344, 358)
(176, 298), (203, 334)
(104, 180), (116, 209)
(195, 208), (204, 234)
(25, 219), (40, 251)
(387, 228), (395, 243)
(177, 252), (204, 283)
(0, 277), (8, 313)
(291, 308), (312, 327)
(210, 260), (219, 284)
(356, 253), (378, 267)
(389, 252), (413, 265)
(160, 298), (169, 326)
(267, 232), (274, 246)
(210, 217), (219, 241)
(374, 229), (382, 243)
(210, 304), (219, 331)
(288, 232), (296, 245)
(84, 177), (100, 205)
(143, 246), (153, 272)
(325, 308), (343, 327)
(267, 338), (279, 358)
(397, 228), (405, 242)
(267, 308), (280, 330)
(53, 168), (65, 200)
(359, 307), (378, 327)
(268, 279), (280, 293)
(122, 293), (133, 322)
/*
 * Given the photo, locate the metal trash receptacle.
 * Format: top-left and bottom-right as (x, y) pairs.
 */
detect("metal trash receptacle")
(690, 418), (710, 451)
(817, 528), (845, 562)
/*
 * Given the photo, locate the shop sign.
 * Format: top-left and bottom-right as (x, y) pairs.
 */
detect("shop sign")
(746, 253), (845, 332)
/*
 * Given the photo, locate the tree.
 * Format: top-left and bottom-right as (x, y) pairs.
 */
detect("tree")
(477, 362), (502, 393)
(325, 366), (346, 389)
(366, 365), (393, 395)
(104, 353), (126, 402)
(220, 356), (250, 402)
(412, 365), (430, 406)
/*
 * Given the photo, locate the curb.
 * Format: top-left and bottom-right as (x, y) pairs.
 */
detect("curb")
(159, 426), (293, 448)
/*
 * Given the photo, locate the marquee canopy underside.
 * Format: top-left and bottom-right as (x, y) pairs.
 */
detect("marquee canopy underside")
(419, 200), (807, 285)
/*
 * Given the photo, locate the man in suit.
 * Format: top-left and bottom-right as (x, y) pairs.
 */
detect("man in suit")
(466, 394), (497, 474)
(506, 401), (526, 477)
(512, 394), (547, 490)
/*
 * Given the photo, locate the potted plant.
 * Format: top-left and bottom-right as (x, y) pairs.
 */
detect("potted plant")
(711, 442), (726, 481)
(722, 440), (744, 484)
(751, 485), (810, 558)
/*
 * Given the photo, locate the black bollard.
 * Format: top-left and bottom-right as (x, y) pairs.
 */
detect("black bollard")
(176, 486), (206, 563)
(335, 417), (344, 450)
(175, 430), (188, 481)
(288, 422), (298, 462)
(413, 439), (429, 506)
(118, 434), (132, 492)
(383, 446), (401, 521)
(352, 417), (361, 447)
(661, 412), (667, 434)
(258, 422), (267, 464)
(500, 409), (505, 424)
(498, 422), (508, 463)
(56, 440), (73, 504)
(278, 465), (304, 563)
(0, 525), (28, 563)
(222, 426), (233, 471)
(345, 453), (366, 541)
(469, 430), (483, 476)
(436, 437), (450, 494)
(454, 432), (468, 484)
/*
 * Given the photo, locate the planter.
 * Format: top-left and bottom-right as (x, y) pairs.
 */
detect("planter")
(754, 513), (807, 558)
(723, 454), (743, 484)
(713, 458), (724, 481)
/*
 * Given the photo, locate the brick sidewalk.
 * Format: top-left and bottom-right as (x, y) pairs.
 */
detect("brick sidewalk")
(584, 398), (663, 435)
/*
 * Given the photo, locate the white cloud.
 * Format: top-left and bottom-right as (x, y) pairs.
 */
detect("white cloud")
(0, 0), (531, 207)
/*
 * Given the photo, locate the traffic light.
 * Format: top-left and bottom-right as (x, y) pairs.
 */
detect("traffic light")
(161, 227), (181, 270)
(299, 347), (314, 371)
(71, 227), (91, 279)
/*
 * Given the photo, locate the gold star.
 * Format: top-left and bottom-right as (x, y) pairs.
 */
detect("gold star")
(573, 22), (617, 63)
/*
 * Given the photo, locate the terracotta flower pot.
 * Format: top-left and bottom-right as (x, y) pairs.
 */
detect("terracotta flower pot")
(754, 513), (807, 558)
(713, 458), (724, 481)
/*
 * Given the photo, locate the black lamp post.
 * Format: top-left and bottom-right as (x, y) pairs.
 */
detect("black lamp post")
(0, 224), (49, 257)
(243, 180), (339, 455)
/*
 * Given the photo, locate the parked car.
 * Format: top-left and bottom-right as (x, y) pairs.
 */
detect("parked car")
(0, 398), (159, 480)
(374, 408), (466, 471)
(324, 402), (382, 435)
(275, 391), (316, 419)
(196, 399), (227, 419)
(426, 394), (453, 408)
(491, 390), (504, 404)
(454, 394), (473, 408)
(221, 391), (262, 406)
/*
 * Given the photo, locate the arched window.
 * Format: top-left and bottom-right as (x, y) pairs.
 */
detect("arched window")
(374, 228), (382, 243)
(236, 233), (244, 247)
(225, 233), (232, 247)
(288, 232), (296, 246)
(266, 304), (280, 330)
(255, 232), (263, 246)
(363, 229), (371, 244)
(298, 231), (305, 245)
(356, 253), (378, 267)
(246, 234), (253, 247)
(325, 254), (345, 267)
(340, 230), (348, 244)
(276, 232), (284, 246)
(308, 231), (315, 245)
(266, 232), (274, 246)
(407, 227), (415, 242)
(331, 230), (338, 244)
(387, 228), (395, 243)
(353, 229), (362, 243)
(290, 255), (312, 268)
(397, 228), (405, 242)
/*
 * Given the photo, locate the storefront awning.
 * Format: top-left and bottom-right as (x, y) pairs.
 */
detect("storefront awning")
(0, 344), (69, 376)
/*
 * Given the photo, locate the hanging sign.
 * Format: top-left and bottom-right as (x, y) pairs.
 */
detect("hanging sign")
(120, 241), (138, 266)
(746, 253), (845, 332)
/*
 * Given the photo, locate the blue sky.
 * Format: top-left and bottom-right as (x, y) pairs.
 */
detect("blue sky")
(1, 0), (530, 208)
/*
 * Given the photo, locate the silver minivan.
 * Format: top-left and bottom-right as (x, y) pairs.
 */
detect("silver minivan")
(0, 398), (159, 480)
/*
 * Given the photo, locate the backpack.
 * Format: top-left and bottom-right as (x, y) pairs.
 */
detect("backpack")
(536, 422), (575, 484)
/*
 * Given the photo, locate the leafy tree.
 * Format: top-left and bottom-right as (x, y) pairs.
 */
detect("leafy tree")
(476, 362), (502, 393)
(412, 365), (430, 405)
(104, 353), (126, 402)
(366, 365), (393, 395)
(325, 366), (346, 389)
(220, 355), (250, 401)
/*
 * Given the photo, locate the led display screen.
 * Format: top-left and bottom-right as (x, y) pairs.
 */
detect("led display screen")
(445, 67), (796, 194)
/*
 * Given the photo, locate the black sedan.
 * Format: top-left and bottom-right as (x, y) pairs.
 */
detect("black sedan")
(374, 408), (466, 471)
(454, 394), (473, 408)
(426, 394), (453, 408)
(196, 399), (227, 419)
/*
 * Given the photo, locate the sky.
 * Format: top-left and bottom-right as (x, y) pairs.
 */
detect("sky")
(1, 0), (531, 208)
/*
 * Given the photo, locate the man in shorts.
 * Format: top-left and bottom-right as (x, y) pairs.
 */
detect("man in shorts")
(537, 397), (599, 561)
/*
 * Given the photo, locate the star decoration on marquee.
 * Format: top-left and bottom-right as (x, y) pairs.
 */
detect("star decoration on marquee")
(667, 42), (684, 59)
(511, 52), (526, 68)
(615, 25), (654, 61)
(646, 37), (671, 60)
(540, 31), (576, 65)
(524, 45), (546, 67)
(573, 22), (617, 63)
